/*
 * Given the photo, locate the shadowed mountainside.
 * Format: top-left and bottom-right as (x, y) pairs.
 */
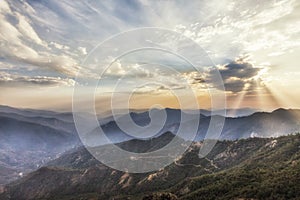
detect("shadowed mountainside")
(1, 132), (300, 200)
(0, 106), (79, 185)
(0, 105), (300, 186)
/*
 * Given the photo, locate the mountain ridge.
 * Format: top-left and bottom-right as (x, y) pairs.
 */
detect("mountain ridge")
(0, 105), (300, 186)
(1, 132), (299, 200)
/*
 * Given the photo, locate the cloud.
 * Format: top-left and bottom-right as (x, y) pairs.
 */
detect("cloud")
(206, 57), (264, 93)
(181, 71), (205, 85)
(219, 58), (260, 81)
(77, 47), (87, 55)
(133, 83), (186, 95)
(172, 0), (300, 66)
(0, 0), (81, 77)
(0, 72), (75, 87)
(50, 42), (70, 50)
(104, 59), (156, 79)
(16, 13), (47, 47)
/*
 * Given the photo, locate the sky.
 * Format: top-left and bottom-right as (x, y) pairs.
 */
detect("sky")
(0, 0), (299, 113)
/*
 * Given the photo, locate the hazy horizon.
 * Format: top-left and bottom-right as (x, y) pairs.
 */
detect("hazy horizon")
(1, 103), (298, 115)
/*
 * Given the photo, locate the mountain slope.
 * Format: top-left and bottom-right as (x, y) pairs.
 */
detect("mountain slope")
(88, 108), (300, 144)
(0, 106), (80, 185)
(2, 133), (300, 200)
(210, 108), (299, 139)
(0, 105), (300, 186)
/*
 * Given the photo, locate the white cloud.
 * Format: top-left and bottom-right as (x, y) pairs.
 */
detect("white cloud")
(0, 71), (75, 87)
(0, 0), (81, 77)
(50, 42), (70, 50)
(77, 47), (87, 55)
(16, 13), (47, 47)
(0, 0), (10, 12)
(171, 0), (300, 65)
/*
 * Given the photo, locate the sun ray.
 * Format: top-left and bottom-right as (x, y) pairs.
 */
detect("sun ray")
(229, 83), (251, 116)
(262, 83), (285, 110)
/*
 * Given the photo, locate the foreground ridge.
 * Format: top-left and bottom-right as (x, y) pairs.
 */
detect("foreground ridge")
(1, 133), (300, 200)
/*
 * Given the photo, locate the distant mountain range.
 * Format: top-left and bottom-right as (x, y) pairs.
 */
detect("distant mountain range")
(87, 107), (300, 145)
(1, 132), (300, 200)
(0, 105), (299, 186)
(102, 107), (261, 118)
(0, 106), (79, 185)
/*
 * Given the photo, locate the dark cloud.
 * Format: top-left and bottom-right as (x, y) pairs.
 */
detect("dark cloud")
(181, 71), (205, 86)
(220, 60), (259, 81)
(205, 58), (262, 93)
(223, 79), (246, 93)
(190, 75), (205, 85)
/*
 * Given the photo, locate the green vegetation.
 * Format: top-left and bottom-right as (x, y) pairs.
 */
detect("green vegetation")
(1, 133), (300, 200)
